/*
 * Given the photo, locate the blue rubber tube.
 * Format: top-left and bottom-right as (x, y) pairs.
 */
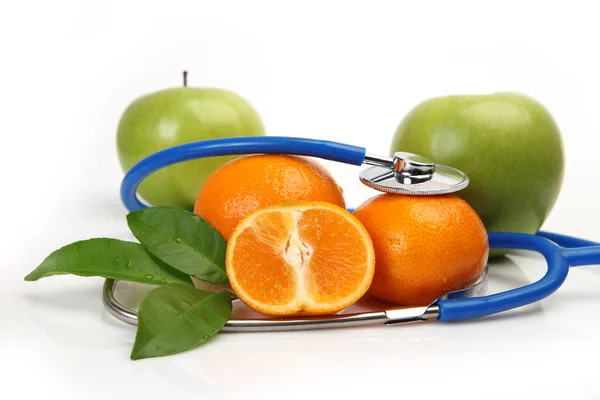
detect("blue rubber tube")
(437, 231), (570, 322)
(120, 136), (366, 212)
(537, 231), (600, 266)
(537, 230), (600, 248)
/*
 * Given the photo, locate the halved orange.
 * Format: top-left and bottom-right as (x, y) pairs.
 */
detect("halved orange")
(226, 201), (376, 316)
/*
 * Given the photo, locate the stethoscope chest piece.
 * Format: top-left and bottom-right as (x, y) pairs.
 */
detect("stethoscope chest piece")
(360, 152), (469, 195)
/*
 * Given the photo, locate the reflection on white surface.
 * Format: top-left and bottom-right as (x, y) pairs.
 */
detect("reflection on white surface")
(13, 248), (600, 399)
(22, 280), (131, 349)
(21, 249), (555, 357)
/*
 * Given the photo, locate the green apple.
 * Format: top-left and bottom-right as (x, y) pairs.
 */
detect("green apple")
(390, 92), (564, 236)
(117, 76), (265, 209)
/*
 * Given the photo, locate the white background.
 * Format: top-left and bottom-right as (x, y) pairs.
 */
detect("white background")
(2, 1), (600, 399)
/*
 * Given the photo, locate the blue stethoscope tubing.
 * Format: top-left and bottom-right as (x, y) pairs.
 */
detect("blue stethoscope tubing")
(120, 136), (600, 323)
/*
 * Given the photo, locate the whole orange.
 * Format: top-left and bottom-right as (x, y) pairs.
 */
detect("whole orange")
(352, 193), (489, 306)
(193, 154), (345, 240)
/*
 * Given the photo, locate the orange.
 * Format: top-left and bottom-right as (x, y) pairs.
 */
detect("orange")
(226, 201), (375, 316)
(352, 193), (489, 306)
(193, 154), (345, 240)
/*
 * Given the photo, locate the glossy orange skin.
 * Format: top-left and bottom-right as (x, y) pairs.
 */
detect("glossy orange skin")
(193, 154), (345, 240)
(352, 194), (489, 306)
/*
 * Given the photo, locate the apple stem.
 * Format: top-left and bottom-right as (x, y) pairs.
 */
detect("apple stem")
(183, 71), (188, 87)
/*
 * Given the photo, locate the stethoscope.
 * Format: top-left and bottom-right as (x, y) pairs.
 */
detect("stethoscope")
(104, 136), (600, 331)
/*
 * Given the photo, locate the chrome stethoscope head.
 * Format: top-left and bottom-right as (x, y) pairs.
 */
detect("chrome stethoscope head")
(360, 152), (469, 195)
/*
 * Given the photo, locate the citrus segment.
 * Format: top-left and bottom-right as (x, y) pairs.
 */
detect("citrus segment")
(228, 211), (297, 306)
(226, 202), (375, 316)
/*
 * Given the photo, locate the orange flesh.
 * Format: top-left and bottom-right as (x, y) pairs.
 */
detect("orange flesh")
(227, 203), (375, 315)
(298, 209), (371, 303)
(230, 212), (297, 306)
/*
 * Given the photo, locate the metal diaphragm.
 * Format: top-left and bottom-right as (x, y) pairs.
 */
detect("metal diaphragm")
(360, 151), (469, 195)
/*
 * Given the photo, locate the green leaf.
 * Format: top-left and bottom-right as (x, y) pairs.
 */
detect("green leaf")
(126, 207), (229, 284)
(130, 284), (232, 360)
(24, 238), (193, 286)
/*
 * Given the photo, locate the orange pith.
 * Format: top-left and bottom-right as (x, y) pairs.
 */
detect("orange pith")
(226, 201), (375, 316)
(193, 154), (345, 241)
(352, 193), (489, 306)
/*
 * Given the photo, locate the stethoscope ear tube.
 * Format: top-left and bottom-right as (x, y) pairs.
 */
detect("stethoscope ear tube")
(436, 232), (570, 322)
(120, 136), (367, 212)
